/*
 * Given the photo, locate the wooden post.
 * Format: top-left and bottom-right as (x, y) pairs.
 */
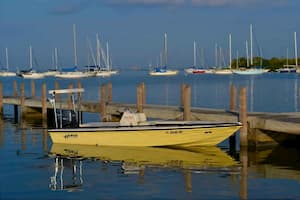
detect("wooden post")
(229, 84), (237, 150)
(77, 81), (83, 124)
(68, 83), (73, 109)
(137, 83), (143, 113)
(13, 80), (18, 97)
(181, 83), (186, 107)
(239, 87), (248, 146)
(41, 83), (47, 120)
(0, 82), (3, 118)
(141, 82), (146, 105)
(13, 80), (18, 122)
(183, 85), (191, 121)
(107, 82), (112, 103)
(100, 84), (106, 121)
(184, 170), (192, 193)
(239, 146), (248, 199)
(20, 82), (25, 118)
(31, 80), (35, 98)
(230, 84), (237, 112)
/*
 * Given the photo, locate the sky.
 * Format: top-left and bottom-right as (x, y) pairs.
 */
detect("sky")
(0, 0), (300, 71)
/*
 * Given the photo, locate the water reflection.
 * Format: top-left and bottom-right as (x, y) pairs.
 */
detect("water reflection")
(48, 145), (240, 192)
(248, 145), (300, 181)
(49, 157), (83, 191)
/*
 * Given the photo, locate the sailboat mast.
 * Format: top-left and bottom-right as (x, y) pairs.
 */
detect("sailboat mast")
(246, 40), (249, 67)
(5, 48), (9, 70)
(294, 32), (298, 67)
(29, 45), (33, 69)
(193, 41), (196, 66)
(286, 48), (289, 66)
(236, 50), (239, 69)
(73, 24), (78, 66)
(215, 43), (218, 67)
(250, 24), (253, 66)
(106, 42), (110, 70)
(96, 33), (100, 67)
(164, 33), (167, 66)
(54, 48), (58, 70)
(229, 34), (232, 69)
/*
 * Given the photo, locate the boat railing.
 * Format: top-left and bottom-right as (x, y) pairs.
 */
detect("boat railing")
(48, 88), (85, 129)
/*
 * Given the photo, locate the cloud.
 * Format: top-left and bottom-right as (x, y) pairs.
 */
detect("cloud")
(48, 0), (288, 15)
(49, 0), (91, 15)
(107, 0), (287, 7)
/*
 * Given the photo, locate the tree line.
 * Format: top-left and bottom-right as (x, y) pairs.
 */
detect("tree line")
(231, 57), (300, 71)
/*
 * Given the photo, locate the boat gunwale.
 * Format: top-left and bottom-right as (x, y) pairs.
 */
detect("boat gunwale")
(48, 122), (242, 133)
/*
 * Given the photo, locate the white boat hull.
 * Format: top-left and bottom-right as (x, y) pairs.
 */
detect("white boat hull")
(149, 70), (178, 76)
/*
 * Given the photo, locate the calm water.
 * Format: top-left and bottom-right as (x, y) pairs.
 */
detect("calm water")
(0, 71), (300, 199)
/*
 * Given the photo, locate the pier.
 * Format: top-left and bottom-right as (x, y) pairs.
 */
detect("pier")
(0, 80), (299, 147)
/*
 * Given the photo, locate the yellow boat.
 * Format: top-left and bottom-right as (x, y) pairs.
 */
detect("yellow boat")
(49, 144), (240, 170)
(48, 89), (242, 147)
(49, 122), (241, 147)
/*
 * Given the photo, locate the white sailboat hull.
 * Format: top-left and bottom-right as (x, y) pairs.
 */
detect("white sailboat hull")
(233, 68), (265, 75)
(0, 71), (16, 77)
(21, 72), (45, 79)
(149, 70), (178, 76)
(55, 71), (91, 79)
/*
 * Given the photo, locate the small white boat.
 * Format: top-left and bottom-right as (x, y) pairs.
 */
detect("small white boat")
(0, 48), (16, 77)
(19, 45), (45, 79)
(149, 67), (178, 76)
(150, 33), (178, 76)
(0, 71), (16, 77)
(21, 70), (45, 79)
(233, 68), (265, 75)
(55, 71), (91, 79)
(214, 68), (233, 75)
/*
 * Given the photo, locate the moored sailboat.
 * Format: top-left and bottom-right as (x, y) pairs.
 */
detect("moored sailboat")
(150, 33), (178, 76)
(0, 48), (16, 77)
(19, 45), (45, 79)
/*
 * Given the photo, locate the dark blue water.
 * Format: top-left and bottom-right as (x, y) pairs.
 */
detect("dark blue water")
(0, 71), (300, 199)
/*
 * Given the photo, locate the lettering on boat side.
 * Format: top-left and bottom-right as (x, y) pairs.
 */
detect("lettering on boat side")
(64, 134), (78, 139)
(64, 149), (78, 155)
(165, 130), (182, 134)
(204, 131), (212, 134)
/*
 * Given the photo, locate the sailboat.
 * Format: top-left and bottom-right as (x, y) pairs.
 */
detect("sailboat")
(184, 41), (206, 74)
(43, 48), (60, 76)
(19, 45), (45, 79)
(149, 33), (178, 76)
(294, 32), (300, 74)
(214, 34), (233, 75)
(55, 24), (91, 79)
(0, 48), (16, 77)
(278, 48), (296, 73)
(233, 24), (264, 75)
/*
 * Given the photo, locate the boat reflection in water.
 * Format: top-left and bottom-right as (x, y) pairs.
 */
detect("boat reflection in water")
(48, 144), (240, 191)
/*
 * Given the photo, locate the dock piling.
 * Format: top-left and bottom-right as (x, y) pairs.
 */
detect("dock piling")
(230, 84), (237, 112)
(0, 82), (3, 118)
(31, 80), (35, 98)
(107, 82), (112, 103)
(41, 83), (47, 120)
(100, 84), (107, 121)
(13, 80), (18, 122)
(67, 83), (73, 109)
(137, 83), (143, 113)
(239, 87), (248, 146)
(183, 84), (191, 121)
(20, 82), (25, 118)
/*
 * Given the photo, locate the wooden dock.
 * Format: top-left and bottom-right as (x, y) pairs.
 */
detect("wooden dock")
(0, 80), (299, 147)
